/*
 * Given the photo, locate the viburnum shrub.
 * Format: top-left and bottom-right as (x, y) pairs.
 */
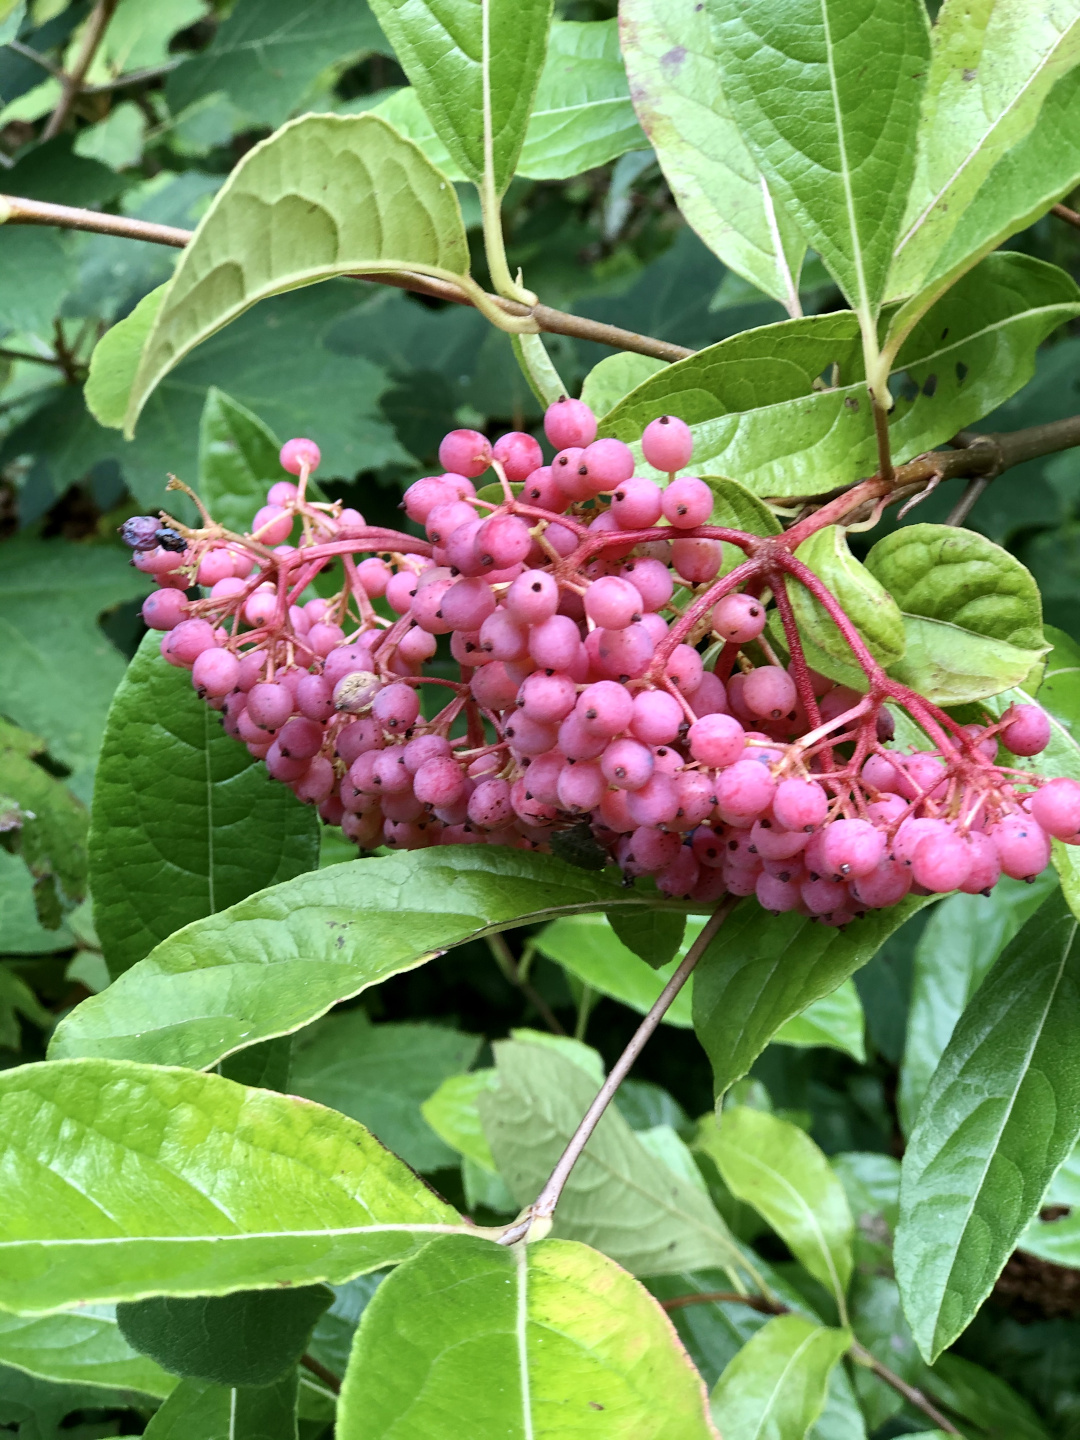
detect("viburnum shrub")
(127, 413), (1074, 921)
(5, 0), (1080, 1434)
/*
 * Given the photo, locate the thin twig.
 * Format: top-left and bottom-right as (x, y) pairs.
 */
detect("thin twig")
(872, 401), (894, 486)
(0, 195), (691, 363)
(0, 347), (60, 367)
(1052, 201), (1080, 233)
(42, 0), (120, 142)
(658, 1292), (961, 1435)
(500, 898), (736, 1243)
(486, 933), (567, 1036)
(300, 1352), (341, 1395)
(7, 40), (63, 78)
(944, 475), (990, 526)
(82, 59), (181, 95)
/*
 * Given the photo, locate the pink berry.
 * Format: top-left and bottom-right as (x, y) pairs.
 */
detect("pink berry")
(641, 415), (694, 472)
(585, 575), (642, 631)
(266, 740), (309, 783)
(438, 428), (492, 478)
(716, 758), (775, 820)
(163, 618), (218, 668)
(308, 622), (345, 657)
(773, 778), (828, 832)
(750, 818), (808, 860)
(475, 514), (531, 569)
(656, 846), (700, 897)
(992, 815), (1051, 880)
(544, 397), (597, 450)
(822, 818), (884, 878)
(142, 589), (188, 630)
(631, 689), (683, 746)
(912, 828), (972, 892)
(1031, 778), (1080, 838)
(596, 623), (654, 681)
(441, 577), (497, 632)
(625, 773), (680, 827)
(530, 615), (583, 671)
(610, 477), (663, 530)
(293, 755), (334, 806)
(413, 757), (466, 807)
(577, 438), (635, 494)
(662, 477), (712, 529)
(1001, 703), (1051, 756)
(279, 438), (320, 475)
(756, 870), (802, 913)
(743, 666), (797, 721)
(191, 647), (239, 698)
(959, 832), (1002, 894)
(600, 737), (654, 790)
(404, 476), (457, 524)
(197, 548), (235, 587)
(520, 466), (562, 511)
(277, 717), (325, 761)
(356, 558), (392, 597)
(688, 713), (745, 768)
(713, 593), (766, 644)
(665, 645), (704, 694)
(267, 480), (298, 506)
(426, 500), (477, 545)
(251, 504), (293, 545)
(493, 431), (543, 482)
(506, 570), (559, 625)
(672, 538), (723, 583)
(518, 670), (577, 724)
(620, 557), (673, 613)
(468, 777), (515, 830)
(504, 713), (558, 756)
(471, 662), (520, 711)
(687, 671), (729, 719)
(372, 682), (420, 732)
(850, 855), (912, 908)
(247, 681), (294, 731)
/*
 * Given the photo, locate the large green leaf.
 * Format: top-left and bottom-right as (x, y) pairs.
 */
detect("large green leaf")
(167, 0), (389, 128)
(580, 351), (668, 420)
(291, 1010), (481, 1172)
(0, 1306), (175, 1396)
(619, 0), (804, 312)
(366, 0), (552, 195)
(88, 632), (319, 979)
(0, 729), (88, 920)
(704, 0), (928, 329)
(887, 0), (1080, 305)
(143, 1373), (298, 1440)
(785, 526), (906, 689)
(692, 897), (933, 1099)
(0, 1361), (154, 1439)
(477, 1039), (750, 1280)
(124, 114), (471, 433)
(338, 1234), (718, 1438)
(117, 1286), (331, 1388)
(0, 539), (148, 778)
(84, 283), (167, 429)
(421, 1069), (501, 1172)
(709, 1315), (851, 1440)
(600, 253), (1079, 496)
(924, 1354), (1052, 1440)
(0, 848), (75, 956)
(898, 875), (1059, 1135)
(702, 1107), (854, 1308)
(0, 1058), (460, 1314)
(197, 387), (282, 535)
(896, 889), (1080, 1360)
(847, 1275), (922, 1431)
(865, 523), (1048, 704)
(50, 849), (652, 1069)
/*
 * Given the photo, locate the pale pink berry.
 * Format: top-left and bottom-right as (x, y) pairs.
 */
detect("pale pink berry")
(716, 759), (775, 820)
(279, 438), (320, 475)
(504, 713), (558, 756)
(192, 647), (239, 698)
(267, 480), (299, 506)
(479, 610), (529, 662)
(1031, 778), (1080, 838)
(688, 713), (745, 767)
(493, 431), (543, 482)
(518, 670), (577, 724)
(585, 575), (642, 630)
(251, 505), (293, 545)
(631, 689), (683, 746)
(520, 466), (562, 511)
(743, 666), (797, 720)
(468, 777), (515, 830)
(620, 557), (673, 612)
(197, 548), (235, 586)
(672, 538), (723, 583)
(356, 558), (392, 597)
(577, 438), (635, 493)
(544, 397), (597, 450)
(773, 778), (828, 832)
(757, 871), (802, 913)
(142, 589), (189, 630)
(277, 717), (324, 761)
(642, 415), (693, 472)
(662, 477), (712, 528)
(912, 829), (972, 892)
(713, 593), (766, 643)
(1001, 703), (1051, 756)
(438, 428), (492, 478)
(665, 645), (704, 693)
(959, 831), (1002, 894)
(610, 477), (663, 530)
(750, 819), (808, 860)
(600, 737), (654, 790)
(575, 681), (633, 737)
(596, 623), (654, 681)
(163, 618), (218, 668)
(372, 682), (420, 731)
(441, 577), (497, 632)
(992, 815), (1051, 880)
(822, 818), (884, 878)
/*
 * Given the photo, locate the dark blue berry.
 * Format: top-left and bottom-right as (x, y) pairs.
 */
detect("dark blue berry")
(119, 516), (160, 551)
(155, 527), (187, 553)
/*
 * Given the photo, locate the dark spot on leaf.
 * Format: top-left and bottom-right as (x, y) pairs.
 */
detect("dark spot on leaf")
(589, 1402), (605, 1411)
(940, 327), (949, 340)
(922, 373), (938, 398)
(956, 360), (969, 384)
(660, 45), (686, 73)
(963, 66), (977, 80)
(844, 395), (860, 411)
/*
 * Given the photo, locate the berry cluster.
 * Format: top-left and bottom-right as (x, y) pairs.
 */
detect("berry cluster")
(123, 404), (1080, 921)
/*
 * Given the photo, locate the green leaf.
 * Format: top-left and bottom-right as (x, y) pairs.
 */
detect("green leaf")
(896, 889), (1080, 1360)
(367, 0), (552, 195)
(785, 526), (906, 689)
(896, 66), (1080, 336)
(924, 1353), (1052, 1440)
(709, 1314), (851, 1440)
(0, 850), (75, 956)
(338, 1234), (718, 1439)
(84, 283), (167, 429)
(534, 912), (696, 1027)
(0, 1057), (460, 1314)
(887, 0), (1080, 305)
(144, 1373), (298, 1440)
(125, 114), (471, 433)
(0, 740), (88, 909)
(898, 875), (1059, 1135)
(606, 905), (685, 969)
(847, 1275), (922, 1431)
(865, 522), (1048, 704)
(0, 539), (149, 777)
(580, 351), (668, 419)
(0, 965), (53, 1049)
(421, 1069), (500, 1172)
(600, 253), (1080, 496)
(0, 227), (76, 337)
(291, 1011), (481, 1172)
(703, 1107), (854, 1307)
(692, 897), (934, 1099)
(49, 848), (648, 1069)
(167, 0), (388, 129)
(197, 387), (282, 535)
(88, 632), (319, 979)
(620, 0), (805, 312)
(0, 1306), (175, 1396)
(831, 1152), (900, 1276)
(477, 1039), (751, 1280)
(516, 18), (645, 179)
(117, 1287), (331, 1388)
(0, 1361), (153, 1439)
(704, 0), (928, 326)
(773, 980), (865, 1063)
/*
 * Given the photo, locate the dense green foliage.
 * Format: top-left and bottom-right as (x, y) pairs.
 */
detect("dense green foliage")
(3, 0), (1080, 1435)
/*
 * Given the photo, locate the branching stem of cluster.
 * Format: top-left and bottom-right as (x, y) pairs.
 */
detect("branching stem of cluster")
(486, 932), (567, 1036)
(498, 898), (736, 1246)
(658, 1292), (960, 1433)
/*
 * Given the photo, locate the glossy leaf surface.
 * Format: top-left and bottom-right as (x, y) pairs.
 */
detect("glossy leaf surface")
(710, 1315), (851, 1440)
(338, 1235), (718, 1439)
(0, 1058), (459, 1313)
(197, 387), (282, 534)
(143, 1373), (298, 1440)
(704, 1107), (854, 1306)
(0, 1306), (175, 1396)
(125, 114), (470, 430)
(620, 0), (804, 311)
(88, 632), (318, 978)
(692, 897), (932, 1098)
(478, 1039), (749, 1279)
(705, 0), (928, 322)
(51, 848), (637, 1069)
(366, 0), (552, 193)
(896, 890), (1080, 1360)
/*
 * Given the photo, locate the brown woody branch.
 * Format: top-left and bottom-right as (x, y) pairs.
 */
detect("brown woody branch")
(1052, 202), (1080, 233)
(41, 0), (120, 142)
(0, 195), (692, 364)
